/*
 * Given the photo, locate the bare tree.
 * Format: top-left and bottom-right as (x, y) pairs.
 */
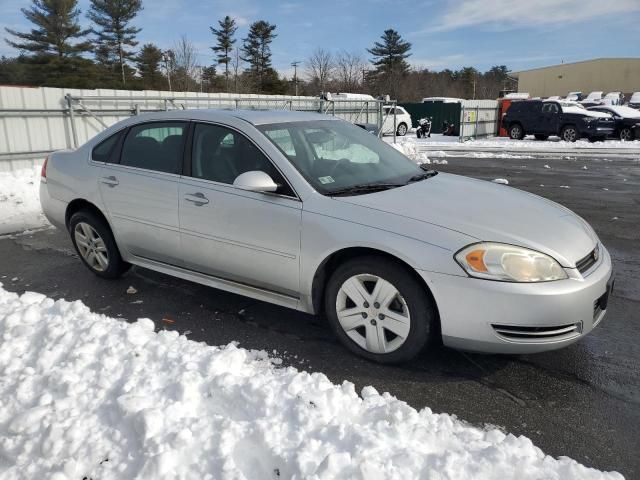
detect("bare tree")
(334, 50), (365, 93)
(172, 35), (198, 91)
(305, 48), (334, 92)
(231, 46), (243, 93)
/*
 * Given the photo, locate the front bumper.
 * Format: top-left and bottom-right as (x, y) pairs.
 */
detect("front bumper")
(421, 245), (613, 354)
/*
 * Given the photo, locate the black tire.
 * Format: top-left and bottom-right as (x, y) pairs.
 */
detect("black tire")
(620, 127), (634, 141)
(416, 129), (423, 138)
(560, 125), (579, 142)
(69, 210), (130, 279)
(534, 134), (549, 141)
(396, 123), (408, 136)
(324, 256), (437, 364)
(508, 123), (524, 140)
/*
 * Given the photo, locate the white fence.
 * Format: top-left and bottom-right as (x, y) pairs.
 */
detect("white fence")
(0, 86), (383, 171)
(459, 100), (500, 139)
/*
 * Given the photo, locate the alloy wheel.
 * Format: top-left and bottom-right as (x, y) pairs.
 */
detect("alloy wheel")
(620, 128), (632, 141)
(510, 126), (521, 139)
(397, 124), (407, 136)
(563, 128), (577, 142)
(74, 222), (109, 272)
(335, 273), (411, 354)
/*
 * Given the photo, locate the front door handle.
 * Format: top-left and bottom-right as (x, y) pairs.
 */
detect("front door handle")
(100, 175), (119, 187)
(184, 192), (209, 206)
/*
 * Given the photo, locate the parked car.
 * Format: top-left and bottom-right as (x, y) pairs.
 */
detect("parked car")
(588, 105), (640, 140)
(580, 91), (604, 108)
(40, 110), (614, 364)
(602, 92), (624, 106)
(628, 92), (640, 109)
(381, 106), (412, 136)
(502, 100), (614, 142)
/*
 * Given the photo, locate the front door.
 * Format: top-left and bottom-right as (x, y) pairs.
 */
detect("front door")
(178, 122), (301, 296)
(98, 121), (187, 265)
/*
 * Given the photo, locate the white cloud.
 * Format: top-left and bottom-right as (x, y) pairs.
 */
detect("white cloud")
(433, 0), (640, 31)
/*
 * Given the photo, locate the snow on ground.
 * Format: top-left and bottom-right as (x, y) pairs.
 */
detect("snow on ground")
(0, 167), (48, 235)
(385, 134), (640, 152)
(0, 285), (624, 479)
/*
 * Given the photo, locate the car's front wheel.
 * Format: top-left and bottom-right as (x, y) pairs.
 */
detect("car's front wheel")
(508, 123), (524, 140)
(396, 123), (408, 136)
(561, 125), (579, 142)
(324, 256), (436, 364)
(620, 127), (634, 141)
(69, 210), (130, 279)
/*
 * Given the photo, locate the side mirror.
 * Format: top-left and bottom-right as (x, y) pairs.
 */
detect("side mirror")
(233, 170), (278, 193)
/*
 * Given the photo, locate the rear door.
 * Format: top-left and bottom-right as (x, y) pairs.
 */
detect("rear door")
(178, 122), (302, 296)
(98, 121), (187, 265)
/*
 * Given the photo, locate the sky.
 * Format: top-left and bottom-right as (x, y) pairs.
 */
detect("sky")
(1, 0), (640, 77)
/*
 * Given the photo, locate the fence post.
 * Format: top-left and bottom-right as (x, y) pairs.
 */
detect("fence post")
(459, 106), (464, 143)
(474, 106), (479, 139)
(66, 94), (78, 148)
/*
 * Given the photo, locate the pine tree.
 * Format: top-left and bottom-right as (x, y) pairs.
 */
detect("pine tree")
(88, 0), (143, 86)
(241, 20), (277, 93)
(210, 15), (237, 90)
(5, 0), (92, 58)
(368, 29), (412, 76)
(135, 43), (164, 89)
(367, 29), (411, 98)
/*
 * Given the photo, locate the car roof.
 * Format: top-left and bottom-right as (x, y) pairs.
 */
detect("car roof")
(128, 109), (335, 126)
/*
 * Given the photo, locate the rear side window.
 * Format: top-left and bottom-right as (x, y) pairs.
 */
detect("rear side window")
(120, 122), (187, 174)
(92, 132), (122, 163)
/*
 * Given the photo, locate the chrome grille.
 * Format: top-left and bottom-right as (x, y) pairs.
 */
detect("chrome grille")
(576, 245), (599, 274)
(492, 323), (582, 342)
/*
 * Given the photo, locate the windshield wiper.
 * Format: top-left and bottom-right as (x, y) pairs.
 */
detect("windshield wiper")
(328, 183), (404, 196)
(408, 167), (438, 183)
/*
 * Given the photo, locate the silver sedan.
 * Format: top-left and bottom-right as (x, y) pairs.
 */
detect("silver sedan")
(40, 110), (614, 363)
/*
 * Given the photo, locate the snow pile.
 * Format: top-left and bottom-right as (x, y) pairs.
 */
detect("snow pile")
(492, 178), (509, 185)
(0, 286), (624, 480)
(389, 139), (431, 164)
(0, 167), (48, 235)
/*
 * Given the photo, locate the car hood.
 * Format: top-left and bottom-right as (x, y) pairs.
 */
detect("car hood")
(335, 173), (597, 267)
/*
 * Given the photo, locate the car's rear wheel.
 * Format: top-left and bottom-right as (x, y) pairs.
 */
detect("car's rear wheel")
(324, 256), (436, 364)
(561, 125), (579, 142)
(396, 123), (408, 136)
(534, 134), (549, 141)
(69, 210), (130, 279)
(620, 127), (634, 141)
(508, 123), (524, 140)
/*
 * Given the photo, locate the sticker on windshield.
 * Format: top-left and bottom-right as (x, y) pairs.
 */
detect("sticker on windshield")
(318, 176), (335, 184)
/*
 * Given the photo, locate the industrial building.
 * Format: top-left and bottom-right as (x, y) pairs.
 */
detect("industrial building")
(513, 58), (640, 97)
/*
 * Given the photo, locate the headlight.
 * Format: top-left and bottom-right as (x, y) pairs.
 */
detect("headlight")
(455, 243), (568, 282)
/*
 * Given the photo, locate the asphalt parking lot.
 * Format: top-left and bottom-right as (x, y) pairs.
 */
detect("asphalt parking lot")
(1, 152), (639, 478)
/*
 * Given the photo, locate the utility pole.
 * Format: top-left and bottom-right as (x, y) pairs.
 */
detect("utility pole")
(162, 51), (172, 92)
(291, 60), (300, 96)
(199, 66), (203, 93)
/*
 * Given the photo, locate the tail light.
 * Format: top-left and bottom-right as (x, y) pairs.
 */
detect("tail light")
(41, 156), (49, 181)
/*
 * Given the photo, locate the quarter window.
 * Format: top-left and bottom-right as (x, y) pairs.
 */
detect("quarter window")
(92, 131), (122, 163)
(190, 123), (294, 196)
(120, 122), (187, 174)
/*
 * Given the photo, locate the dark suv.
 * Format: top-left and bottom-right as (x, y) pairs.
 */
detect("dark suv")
(502, 100), (614, 142)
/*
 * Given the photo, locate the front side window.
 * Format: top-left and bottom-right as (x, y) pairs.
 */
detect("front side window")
(542, 103), (558, 114)
(258, 120), (424, 194)
(190, 123), (294, 196)
(120, 122), (187, 174)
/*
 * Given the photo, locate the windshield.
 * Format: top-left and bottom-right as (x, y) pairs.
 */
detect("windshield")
(258, 120), (424, 195)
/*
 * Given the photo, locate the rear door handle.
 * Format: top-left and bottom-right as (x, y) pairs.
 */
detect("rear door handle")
(100, 175), (119, 187)
(184, 192), (209, 206)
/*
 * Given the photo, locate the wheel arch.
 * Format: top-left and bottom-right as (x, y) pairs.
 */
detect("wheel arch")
(65, 198), (110, 231)
(310, 246), (440, 322)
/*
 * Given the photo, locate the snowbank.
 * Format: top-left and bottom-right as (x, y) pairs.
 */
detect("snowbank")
(0, 167), (48, 235)
(389, 139), (431, 164)
(0, 286), (624, 479)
